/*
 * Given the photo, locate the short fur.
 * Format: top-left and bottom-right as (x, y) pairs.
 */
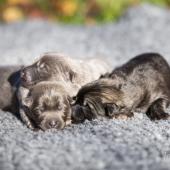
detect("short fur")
(72, 53), (170, 123)
(20, 53), (111, 96)
(19, 53), (111, 130)
(20, 82), (72, 130)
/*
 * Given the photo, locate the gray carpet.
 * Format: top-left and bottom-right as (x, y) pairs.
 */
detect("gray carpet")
(0, 4), (170, 170)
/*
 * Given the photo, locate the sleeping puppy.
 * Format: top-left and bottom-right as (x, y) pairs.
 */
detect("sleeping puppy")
(72, 53), (170, 123)
(20, 82), (72, 130)
(18, 53), (111, 130)
(20, 53), (110, 91)
(0, 66), (21, 114)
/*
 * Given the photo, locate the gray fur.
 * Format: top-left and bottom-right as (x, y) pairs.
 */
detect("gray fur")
(1, 4), (170, 170)
(18, 54), (111, 130)
(72, 53), (170, 123)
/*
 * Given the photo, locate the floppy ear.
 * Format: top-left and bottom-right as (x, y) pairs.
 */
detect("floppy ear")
(19, 106), (37, 130)
(22, 96), (33, 108)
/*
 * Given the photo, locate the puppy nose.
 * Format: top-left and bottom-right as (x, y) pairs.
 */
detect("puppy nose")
(21, 69), (31, 83)
(48, 120), (58, 128)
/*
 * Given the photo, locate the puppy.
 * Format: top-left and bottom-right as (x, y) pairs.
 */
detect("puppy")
(21, 81), (72, 130)
(0, 66), (21, 114)
(72, 53), (170, 123)
(20, 53), (110, 92)
(18, 53), (111, 130)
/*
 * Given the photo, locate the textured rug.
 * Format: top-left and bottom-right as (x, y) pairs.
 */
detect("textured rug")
(0, 4), (170, 170)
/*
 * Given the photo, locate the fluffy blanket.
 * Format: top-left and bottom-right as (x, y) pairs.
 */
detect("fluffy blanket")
(0, 4), (170, 170)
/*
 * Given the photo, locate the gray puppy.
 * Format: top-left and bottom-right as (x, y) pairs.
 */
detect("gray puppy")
(20, 81), (72, 130)
(72, 53), (170, 123)
(18, 53), (111, 130)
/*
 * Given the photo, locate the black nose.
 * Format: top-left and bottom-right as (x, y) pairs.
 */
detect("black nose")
(48, 120), (58, 128)
(20, 69), (32, 85)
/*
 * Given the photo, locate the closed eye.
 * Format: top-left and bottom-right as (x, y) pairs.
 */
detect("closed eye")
(105, 103), (119, 110)
(39, 63), (45, 69)
(40, 66), (49, 75)
(58, 105), (62, 110)
(104, 103), (120, 117)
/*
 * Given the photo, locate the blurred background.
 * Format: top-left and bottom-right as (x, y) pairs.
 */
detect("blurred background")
(0, 0), (170, 24)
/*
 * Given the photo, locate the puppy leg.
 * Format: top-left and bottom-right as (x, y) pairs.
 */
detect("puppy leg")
(104, 103), (134, 120)
(147, 98), (170, 120)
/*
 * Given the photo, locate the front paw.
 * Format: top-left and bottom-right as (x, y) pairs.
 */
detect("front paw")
(147, 110), (170, 120)
(147, 98), (170, 121)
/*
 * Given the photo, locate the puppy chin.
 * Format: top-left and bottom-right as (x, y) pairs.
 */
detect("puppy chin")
(38, 119), (65, 131)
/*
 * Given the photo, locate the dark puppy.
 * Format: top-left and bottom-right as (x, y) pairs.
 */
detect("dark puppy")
(72, 53), (170, 123)
(0, 66), (21, 114)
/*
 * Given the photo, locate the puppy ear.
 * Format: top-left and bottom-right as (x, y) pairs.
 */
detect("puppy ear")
(22, 97), (33, 107)
(19, 107), (37, 130)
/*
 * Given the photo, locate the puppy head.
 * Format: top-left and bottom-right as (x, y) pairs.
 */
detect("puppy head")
(22, 82), (72, 130)
(20, 54), (77, 87)
(71, 78), (124, 123)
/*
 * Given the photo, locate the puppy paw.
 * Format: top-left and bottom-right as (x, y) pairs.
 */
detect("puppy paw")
(148, 111), (170, 120)
(147, 98), (170, 121)
(113, 112), (134, 120)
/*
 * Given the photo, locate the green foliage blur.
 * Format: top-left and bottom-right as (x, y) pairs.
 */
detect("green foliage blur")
(0, 0), (170, 24)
